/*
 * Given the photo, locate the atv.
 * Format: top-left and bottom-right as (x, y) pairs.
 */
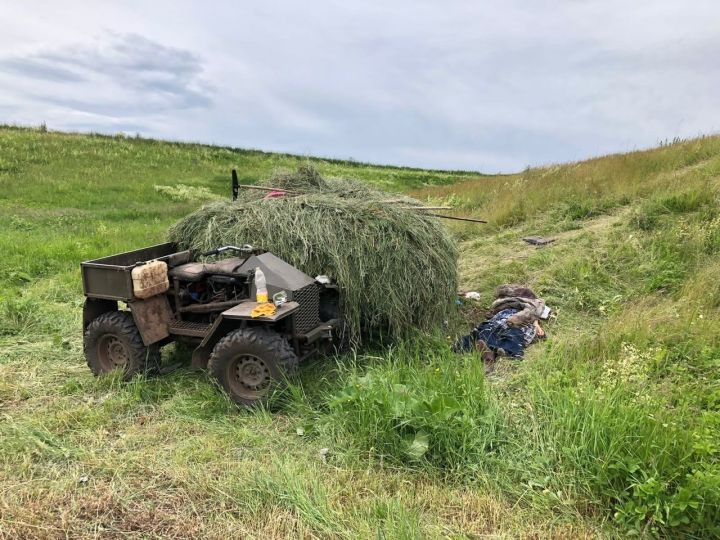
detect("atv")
(80, 243), (340, 406)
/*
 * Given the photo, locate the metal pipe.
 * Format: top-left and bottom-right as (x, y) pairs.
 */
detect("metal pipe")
(179, 300), (242, 313)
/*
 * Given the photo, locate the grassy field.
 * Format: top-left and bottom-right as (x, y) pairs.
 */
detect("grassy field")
(1, 126), (719, 538)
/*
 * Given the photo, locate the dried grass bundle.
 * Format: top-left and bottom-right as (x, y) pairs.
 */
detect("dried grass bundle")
(168, 167), (457, 345)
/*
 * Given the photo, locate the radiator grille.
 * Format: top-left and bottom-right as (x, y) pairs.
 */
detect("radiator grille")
(292, 284), (320, 334)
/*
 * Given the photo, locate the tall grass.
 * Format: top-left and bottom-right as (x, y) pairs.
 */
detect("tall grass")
(414, 135), (720, 229)
(312, 340), (502, 474)
(512, 342), (720, 536)
(2, 126), (720, 537)
(296, 172), (720, 536)
(293, 330), (719, 536)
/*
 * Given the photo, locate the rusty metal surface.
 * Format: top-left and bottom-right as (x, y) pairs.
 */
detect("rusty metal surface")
(522, 236), (556, 246)
(222, 301), (299, 321)
(130, 295), (173, 345)
(81, 243), (187, 300)
(167, 320), (212, 338)
(191, 346), (211, 369)
(179, 300), (242, 314)
(198, 317), (229, 349)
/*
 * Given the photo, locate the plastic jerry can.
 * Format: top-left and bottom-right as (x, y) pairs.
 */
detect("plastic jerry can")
(131, 260), (169, 299)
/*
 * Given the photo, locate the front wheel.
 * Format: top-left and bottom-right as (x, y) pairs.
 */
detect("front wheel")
(83, 311), (159, 380)
(208, 328), (298, 407)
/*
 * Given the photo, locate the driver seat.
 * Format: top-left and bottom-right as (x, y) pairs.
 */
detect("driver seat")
(168, 257), (245, 282)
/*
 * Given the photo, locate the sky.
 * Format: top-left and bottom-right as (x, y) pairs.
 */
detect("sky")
(0, 1), (718, 172)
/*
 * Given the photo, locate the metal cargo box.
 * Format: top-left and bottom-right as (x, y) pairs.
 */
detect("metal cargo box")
(81, 242), (185, 301)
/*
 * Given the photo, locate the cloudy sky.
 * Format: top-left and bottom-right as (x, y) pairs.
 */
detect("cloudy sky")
(1, 1), (718, 172)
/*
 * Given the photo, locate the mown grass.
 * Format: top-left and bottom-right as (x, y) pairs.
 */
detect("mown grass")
(1, 126), (719, 538)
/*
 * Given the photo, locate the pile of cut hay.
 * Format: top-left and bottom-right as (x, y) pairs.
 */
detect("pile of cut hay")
(167, 166), (458, 345)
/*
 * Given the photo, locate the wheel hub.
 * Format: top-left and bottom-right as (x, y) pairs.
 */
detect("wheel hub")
(97, 334), (129, 371)
(234, 355), (270, 391)
(106, 337), (128, 366)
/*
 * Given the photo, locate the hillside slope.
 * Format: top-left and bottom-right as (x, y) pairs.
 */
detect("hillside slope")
(417, 137), (720, 537)
(1, 127), (719, 538)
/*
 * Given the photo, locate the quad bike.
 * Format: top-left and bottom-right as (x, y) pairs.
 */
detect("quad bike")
(80, 243), (340, 406)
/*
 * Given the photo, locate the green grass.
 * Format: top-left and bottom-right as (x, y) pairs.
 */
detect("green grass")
(1, 125), (719, 538)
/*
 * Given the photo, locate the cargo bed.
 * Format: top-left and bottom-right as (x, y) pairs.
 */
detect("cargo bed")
(81, 242), (190, 300)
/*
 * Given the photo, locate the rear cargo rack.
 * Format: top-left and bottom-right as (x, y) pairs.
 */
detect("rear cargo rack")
(81, 242), (190, 301)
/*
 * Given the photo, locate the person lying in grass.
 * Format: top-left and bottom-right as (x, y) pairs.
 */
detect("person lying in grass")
(454, 285), (548, 370)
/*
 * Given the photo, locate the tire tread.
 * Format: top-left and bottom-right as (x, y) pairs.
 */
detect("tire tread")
(208, 328), (298, 406)
(83, 311), (159, 379)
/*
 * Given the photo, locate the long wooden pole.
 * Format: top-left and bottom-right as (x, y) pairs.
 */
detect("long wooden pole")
(235, 183), (486, 223)
(427, 213), (487, 224)
(237, 183), (296, 194)
(399, 206), (453, 211)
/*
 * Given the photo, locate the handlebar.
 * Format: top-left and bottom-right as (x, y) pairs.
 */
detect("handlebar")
(200, 244), (254, 257)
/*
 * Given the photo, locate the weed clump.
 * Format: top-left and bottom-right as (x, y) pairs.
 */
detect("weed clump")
(168, 167), (458, 345)
(516, 340), (720, 538)
(154, 184), (221, 202)
(321, 342), (501, 473)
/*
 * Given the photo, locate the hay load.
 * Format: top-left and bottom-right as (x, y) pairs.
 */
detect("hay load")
(167, 166), (458, 345)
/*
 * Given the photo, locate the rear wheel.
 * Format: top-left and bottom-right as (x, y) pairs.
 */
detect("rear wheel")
(84, 311), (159, 380)
(208, 328), (298, 407)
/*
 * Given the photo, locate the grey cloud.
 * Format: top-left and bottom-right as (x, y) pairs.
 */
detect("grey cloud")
(0, 58), (86, 82)
(1, 0), (719, 171)
(40, 34), (209, 101)
(1, 33), (212, 121)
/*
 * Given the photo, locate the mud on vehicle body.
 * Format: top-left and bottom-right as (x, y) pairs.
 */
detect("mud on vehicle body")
(81, 242), (341, 406)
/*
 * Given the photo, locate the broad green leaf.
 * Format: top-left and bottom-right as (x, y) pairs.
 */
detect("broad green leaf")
(406, 432), (429, 459)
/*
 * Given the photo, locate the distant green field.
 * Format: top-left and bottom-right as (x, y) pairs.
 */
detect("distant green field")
(1, 126), (719, 538)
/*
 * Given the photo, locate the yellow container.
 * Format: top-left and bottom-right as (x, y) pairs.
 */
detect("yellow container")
(131, 260), (169, 299)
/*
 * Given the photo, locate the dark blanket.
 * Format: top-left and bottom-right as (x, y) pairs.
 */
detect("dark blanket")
(454, 308), (535, 358)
